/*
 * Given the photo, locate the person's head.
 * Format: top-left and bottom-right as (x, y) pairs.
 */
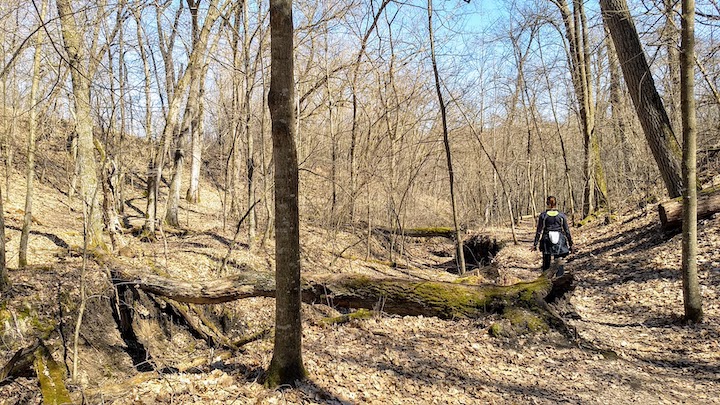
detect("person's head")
(546, 196), (557, 208)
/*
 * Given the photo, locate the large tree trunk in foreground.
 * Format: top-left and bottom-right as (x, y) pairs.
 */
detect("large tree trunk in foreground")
(267, 0), (306, 387)
(658, 188), (720, 230)
(110, 266), (571, 319)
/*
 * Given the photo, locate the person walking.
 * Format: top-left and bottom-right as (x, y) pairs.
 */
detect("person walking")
(531, 196), (573, 277)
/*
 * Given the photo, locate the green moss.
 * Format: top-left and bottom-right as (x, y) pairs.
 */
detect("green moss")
(17, 303), (57, 340)
(503, 308), (549, 333)
(34, 347), (72, 405)
(412, 282), (489, 318)
(488, 322), (503, 337)
(321, 308), (373, 325)
(0, 307), (11, 334)
(454, 276), (485, 285)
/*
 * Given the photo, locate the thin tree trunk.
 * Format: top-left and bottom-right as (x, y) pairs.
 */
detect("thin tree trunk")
(20, 0), (47, 267)
(680, 0), (702, 322)
(243, 0), (256, 245)
(56, 0), (106, 250)
(266, 0), (306, 387)
(428, 0), (465, 274)
(0, 182), (6, 290)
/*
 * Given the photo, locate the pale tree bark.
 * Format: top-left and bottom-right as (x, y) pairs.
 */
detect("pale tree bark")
(20, 0), (47, 268)
(185, 0), (210, 206)
(428, 0), (465, 274)
(242, 0), (256, 245)
(266, 0), (306, 386)
(0, 183), (6, 290)
(186, 61), (208, 205)
(144, 0), (223, 236)
(228, 3), (243, 218)
(553, 0), (607, 217)
(166, 0), (203, 228)
(600, 0), (684, 198)
(680, 0), (702, 322)
(56, 0), (107, 250)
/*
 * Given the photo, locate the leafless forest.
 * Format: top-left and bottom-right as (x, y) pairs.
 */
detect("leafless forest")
(1, 0), (720, 403)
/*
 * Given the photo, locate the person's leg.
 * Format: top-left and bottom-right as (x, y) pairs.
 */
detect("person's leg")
(554, 254), (567, 277)
(542, 253), (551, 270)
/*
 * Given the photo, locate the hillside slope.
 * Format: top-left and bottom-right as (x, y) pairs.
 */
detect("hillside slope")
(0, 156), (718, 404)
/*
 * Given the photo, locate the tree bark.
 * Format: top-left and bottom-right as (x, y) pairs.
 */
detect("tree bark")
(0, 184), (6, 290)
(109, 266), (569, 320)
(680, 0), (702, 322)
(266, 0), (306, 386)
(600, 0), (684, 198)
(56, 0), (106, 250)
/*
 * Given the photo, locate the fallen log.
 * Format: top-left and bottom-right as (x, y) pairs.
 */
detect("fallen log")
(658, 187), (720, 230)
(111, 266), (276, 304)
(111, 266), (570, 320)
(0, 340), (72, 404)
(372, 226), (456, 238)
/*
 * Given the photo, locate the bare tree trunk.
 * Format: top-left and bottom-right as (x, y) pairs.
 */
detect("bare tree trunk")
(600, 0), (684, 198)
(265, 0), (306, 387)
(428, 0), (465, 274)
(144, 0), (223, 236)
(20, 0), (47, 267)
(243, 0), (256, 245)
(680, 0), (702, 322)
(0, 183), (6, 290)
(553, 0), (607, 217)
(56, 0), (106, 250)
(166, 0), (203, 228)
(664, 0), (681, 137)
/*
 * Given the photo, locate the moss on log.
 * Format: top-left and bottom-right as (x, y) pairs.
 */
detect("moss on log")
(0, 340), (72, 405)
(305, 275), (553, 319)
(111, 266), (571, 321)
(34, 345), (72, 405)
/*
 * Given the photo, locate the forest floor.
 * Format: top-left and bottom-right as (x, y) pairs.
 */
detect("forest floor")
(1, 169), (720, 404)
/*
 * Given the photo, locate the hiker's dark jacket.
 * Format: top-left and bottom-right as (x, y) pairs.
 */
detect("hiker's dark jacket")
(533, 210), (573, 255)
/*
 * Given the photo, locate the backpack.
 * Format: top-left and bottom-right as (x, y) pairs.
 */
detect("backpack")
(543, 211), (569, 256)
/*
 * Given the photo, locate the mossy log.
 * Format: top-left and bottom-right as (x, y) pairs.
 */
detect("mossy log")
(111, 266), (571, 320)
(0, 340), (72, 404)
(658, 187), (720, 230)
